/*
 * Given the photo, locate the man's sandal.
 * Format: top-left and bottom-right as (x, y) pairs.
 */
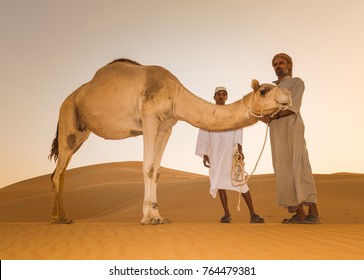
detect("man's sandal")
(220, 215), (232, 223)
(300, 214), (321, 224)
(250, 214), (265, 223)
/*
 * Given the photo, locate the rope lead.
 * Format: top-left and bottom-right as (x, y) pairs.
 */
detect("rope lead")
(231, 123), (270, 211)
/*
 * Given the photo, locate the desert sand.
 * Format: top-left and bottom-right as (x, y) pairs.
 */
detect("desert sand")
(1, 161), (364, 260)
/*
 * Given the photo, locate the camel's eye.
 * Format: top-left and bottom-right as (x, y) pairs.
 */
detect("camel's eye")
(260, 89), (267, 96)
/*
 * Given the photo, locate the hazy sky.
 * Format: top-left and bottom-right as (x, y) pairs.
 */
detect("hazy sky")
(1, 0), (363, 188)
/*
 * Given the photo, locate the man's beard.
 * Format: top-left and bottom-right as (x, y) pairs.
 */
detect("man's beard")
(275, 67), (285, 77)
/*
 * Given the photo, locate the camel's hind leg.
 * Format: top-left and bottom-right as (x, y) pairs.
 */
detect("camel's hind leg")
(51, 147), (73, 223)
(51, 100), (90, 223)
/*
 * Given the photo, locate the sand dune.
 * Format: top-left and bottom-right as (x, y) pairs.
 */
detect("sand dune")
(1, 161), (364, 259)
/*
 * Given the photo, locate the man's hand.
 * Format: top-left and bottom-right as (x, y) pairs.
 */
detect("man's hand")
(259, 109), (295, 124)
(237, 144), (245, 160)
(260, 116), (273, 124)
(203, 155), (210, 168)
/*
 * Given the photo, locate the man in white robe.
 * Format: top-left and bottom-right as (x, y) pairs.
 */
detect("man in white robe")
(261, 53), (320, 224)
(195, 86), (264, 223)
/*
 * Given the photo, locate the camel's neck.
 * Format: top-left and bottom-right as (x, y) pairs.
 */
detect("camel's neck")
(174, 88), (258, 131)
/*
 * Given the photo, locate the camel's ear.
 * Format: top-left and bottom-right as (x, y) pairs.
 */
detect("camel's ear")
(251, 79), (260, 91)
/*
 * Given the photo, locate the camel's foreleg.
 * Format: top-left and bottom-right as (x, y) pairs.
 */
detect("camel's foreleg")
(150, 125), (174, 224)
(141, 119), (173, 225)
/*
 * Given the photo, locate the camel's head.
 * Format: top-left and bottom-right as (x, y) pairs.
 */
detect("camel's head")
(245, 79), (292, 117)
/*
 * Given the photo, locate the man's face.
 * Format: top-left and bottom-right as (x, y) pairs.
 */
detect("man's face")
(214, 90), (227, 105)
(273, 57), (290, 78)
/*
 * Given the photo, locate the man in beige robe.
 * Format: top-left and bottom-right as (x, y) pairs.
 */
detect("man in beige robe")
(261, 53), (320, 224)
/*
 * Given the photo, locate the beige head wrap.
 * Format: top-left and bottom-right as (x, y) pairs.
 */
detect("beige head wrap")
(272, 53), (293, 77)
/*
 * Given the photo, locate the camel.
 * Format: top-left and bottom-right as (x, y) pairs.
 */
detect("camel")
(49, 58), (292, 225)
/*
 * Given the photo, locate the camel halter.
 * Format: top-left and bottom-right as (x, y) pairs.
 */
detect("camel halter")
(243, 86), (281, 118)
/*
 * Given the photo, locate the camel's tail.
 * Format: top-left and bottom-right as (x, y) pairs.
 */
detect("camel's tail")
(48, 123), (59, 162)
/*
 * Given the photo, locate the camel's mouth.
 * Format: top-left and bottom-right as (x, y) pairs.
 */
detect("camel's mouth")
(278, 102), (290, 110)
(276, 93), (292, 110)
